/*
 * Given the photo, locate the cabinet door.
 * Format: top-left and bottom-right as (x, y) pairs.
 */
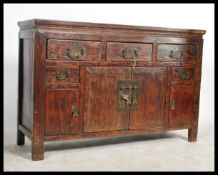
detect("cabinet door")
(130, 67), (168, 129)
(169, 87), (193, 126)
(84, 67), (131, 132)
(45, 90), (80, 136)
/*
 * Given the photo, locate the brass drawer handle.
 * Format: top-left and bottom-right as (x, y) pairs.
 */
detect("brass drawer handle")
(72, 106), (79, 118)
(179, 69), (193, 80)
(56, 71), (69, 81)
(67, 44), (86, 59)
(122, 47), (138, 59)
(170, 48), (183, 59)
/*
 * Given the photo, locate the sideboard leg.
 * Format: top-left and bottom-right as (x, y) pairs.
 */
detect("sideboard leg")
(31, 32), (45, 161)
(32, 144), (44, 161)
(17, 37), (24, 146)
(17, 129), (25, 145)
(188, 127), (198, 142)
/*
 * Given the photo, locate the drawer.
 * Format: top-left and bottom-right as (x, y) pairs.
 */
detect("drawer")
(106, 42), (152, 62)
(45, 66), (79, 84)
(157, 44), (196, 62)
(171, 67), (195, 86)
(47, 39), (102, 60)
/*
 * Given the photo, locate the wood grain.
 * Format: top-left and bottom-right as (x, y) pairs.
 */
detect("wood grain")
(84, 67), (131, 132)
(45, 90), (80, 136)
(18, 19), (206, 36)
(21, 39), (34, 131)
(47, 39), (102, 60)
(157, 44), (196, 62)
(106, 42), (152, 62)
(17, 19), (205, 160)
(130, 67), (168, 129)
(169, 86), (194, 126)
(45, 66), (79, 84)
(31, 32), (46, 161)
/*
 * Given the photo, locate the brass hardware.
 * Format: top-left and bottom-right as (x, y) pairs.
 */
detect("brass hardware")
(122, 47), (138, 59)
(72, 106), (79, 118)
(121, 94), (131, 105)
(173, 68), (194, 81)
(132, 95), (137, 105)
(170, 100), (176, 110)
(56, 71), (69, 81)
(67, 44), (86, 59)
(179, 69), (193, 80)
(117, 80), (140, 111)
(170, 48), (183, 59)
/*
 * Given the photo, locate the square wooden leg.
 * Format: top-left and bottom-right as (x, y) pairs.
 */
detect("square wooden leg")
(32, 145), (44, 161)
(17, 129), (25, 145)
(188, 127), (198, 142)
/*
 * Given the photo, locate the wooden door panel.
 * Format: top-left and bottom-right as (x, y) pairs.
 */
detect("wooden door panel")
(45, 90), (80, 136)
(63, 90), (80, 134)
(84, 67), (131, 132)
(130, 67), (168, 129)
(169, 87), (193, 126)
(45, 90), (65, 135)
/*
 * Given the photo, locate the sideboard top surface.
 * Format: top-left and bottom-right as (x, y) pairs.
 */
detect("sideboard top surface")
(18, 19), (206, 36)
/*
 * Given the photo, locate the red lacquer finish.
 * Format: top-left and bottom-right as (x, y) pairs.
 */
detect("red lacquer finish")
(17, 19), (205, 160)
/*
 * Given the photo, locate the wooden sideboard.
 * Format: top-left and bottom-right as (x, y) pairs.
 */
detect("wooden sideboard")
(17, 19), (206, 160)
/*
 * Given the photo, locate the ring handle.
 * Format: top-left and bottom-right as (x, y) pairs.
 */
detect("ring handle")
(170, 48), (183, 59)
(67, 44), (86, 59)
(122, 47), (138, 59)
(56, 71), (69, 81)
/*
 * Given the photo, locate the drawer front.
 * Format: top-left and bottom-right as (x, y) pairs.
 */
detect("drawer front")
(47, 39), (102, 60)
(45, 66), (79, 84)
(106, 42), (152, 62)
(171, 67), (195, 86)
(157, 44), (196, 62)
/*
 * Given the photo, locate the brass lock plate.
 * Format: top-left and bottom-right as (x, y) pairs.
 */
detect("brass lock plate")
(117, 80), (140, 112)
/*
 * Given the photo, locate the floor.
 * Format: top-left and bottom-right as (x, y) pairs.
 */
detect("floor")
(4, 127), (214, 171)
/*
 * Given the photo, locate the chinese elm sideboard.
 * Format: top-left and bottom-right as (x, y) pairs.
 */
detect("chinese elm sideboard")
(17, 19), (206, 160)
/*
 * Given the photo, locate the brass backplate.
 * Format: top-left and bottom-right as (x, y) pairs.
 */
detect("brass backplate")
(117, 80), (140, 112)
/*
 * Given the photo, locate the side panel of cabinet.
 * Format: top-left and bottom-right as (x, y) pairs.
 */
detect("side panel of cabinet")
(20, 39), (34, 131)
(169, 86), (193, 126)
(84, 67), (131, 132)
(45, 90), (80, 136)
(130, 67), (168, 129)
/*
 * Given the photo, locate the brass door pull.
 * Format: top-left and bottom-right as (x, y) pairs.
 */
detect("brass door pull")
(72, 106), (79, 118)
